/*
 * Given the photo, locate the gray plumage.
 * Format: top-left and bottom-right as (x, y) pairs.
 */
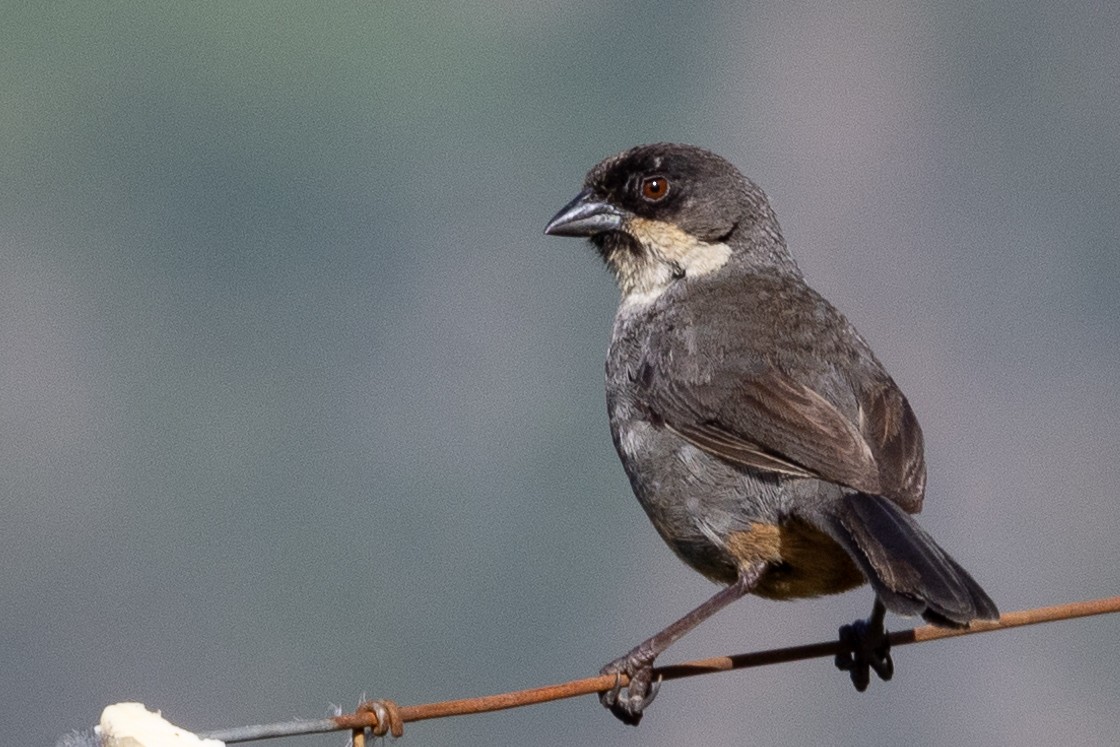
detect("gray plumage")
(545, 143), (997, 723)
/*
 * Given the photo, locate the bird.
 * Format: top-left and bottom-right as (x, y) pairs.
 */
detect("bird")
(543, 143), (998, 726)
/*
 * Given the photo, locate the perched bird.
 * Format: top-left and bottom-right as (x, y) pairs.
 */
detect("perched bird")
(544, 143), (998, 725)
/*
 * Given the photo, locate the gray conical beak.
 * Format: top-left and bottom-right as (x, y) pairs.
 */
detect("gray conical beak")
(544, 189), (624, 237)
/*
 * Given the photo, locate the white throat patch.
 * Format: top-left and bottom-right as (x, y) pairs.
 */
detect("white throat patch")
(612, 217), (733, 311)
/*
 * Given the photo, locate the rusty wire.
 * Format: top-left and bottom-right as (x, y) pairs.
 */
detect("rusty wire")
(199, 595), (1120, 743)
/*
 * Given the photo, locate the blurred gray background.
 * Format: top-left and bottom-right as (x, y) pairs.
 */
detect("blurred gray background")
(4, 2), (1119, 745)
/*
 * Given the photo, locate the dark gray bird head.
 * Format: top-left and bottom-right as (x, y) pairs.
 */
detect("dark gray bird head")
(544, 143), (798, 304)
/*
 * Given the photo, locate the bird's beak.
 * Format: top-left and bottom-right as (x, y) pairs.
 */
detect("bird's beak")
(544, 189), (624, 237)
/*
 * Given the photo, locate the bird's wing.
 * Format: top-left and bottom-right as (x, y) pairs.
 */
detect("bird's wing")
(650, 364), (888, 497)
(851, 378), (926, 512)
(633, 315), (926, 511)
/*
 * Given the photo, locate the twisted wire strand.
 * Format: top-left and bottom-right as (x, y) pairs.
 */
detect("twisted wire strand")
(200, 595), (1120, 743)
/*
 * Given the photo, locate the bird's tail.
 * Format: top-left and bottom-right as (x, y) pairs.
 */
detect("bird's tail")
(816, 492), (999, 627)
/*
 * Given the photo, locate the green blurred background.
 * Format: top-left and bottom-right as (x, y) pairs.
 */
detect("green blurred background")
(4, 3), (1119, 745)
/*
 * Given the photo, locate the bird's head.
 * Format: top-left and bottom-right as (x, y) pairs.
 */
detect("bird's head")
(545, 143), (795, 306)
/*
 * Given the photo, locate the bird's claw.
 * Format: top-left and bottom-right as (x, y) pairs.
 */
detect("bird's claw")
(599, 652), (662, 725)
(835, 617), (893, 691)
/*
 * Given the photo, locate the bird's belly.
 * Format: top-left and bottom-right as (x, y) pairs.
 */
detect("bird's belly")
(727, 519), (866, 599)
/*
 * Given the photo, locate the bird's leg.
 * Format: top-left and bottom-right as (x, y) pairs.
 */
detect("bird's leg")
(835, 596), (893, 691)
(600, 562), (765, 725)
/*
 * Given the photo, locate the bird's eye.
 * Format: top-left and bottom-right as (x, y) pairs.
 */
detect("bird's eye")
(640, 175), (670, 202)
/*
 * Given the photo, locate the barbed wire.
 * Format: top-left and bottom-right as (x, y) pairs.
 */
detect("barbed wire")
(199, 595), (1120, 744)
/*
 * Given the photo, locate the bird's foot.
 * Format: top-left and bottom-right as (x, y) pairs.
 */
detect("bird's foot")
(599, 649), (662, 726)
(835, 616), (893, 691)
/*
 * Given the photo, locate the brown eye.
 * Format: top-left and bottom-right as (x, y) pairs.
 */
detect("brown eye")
(640, 175), (670, 202)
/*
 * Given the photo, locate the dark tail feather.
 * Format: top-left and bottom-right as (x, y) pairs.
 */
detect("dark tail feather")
(818, 493), (998, 626)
